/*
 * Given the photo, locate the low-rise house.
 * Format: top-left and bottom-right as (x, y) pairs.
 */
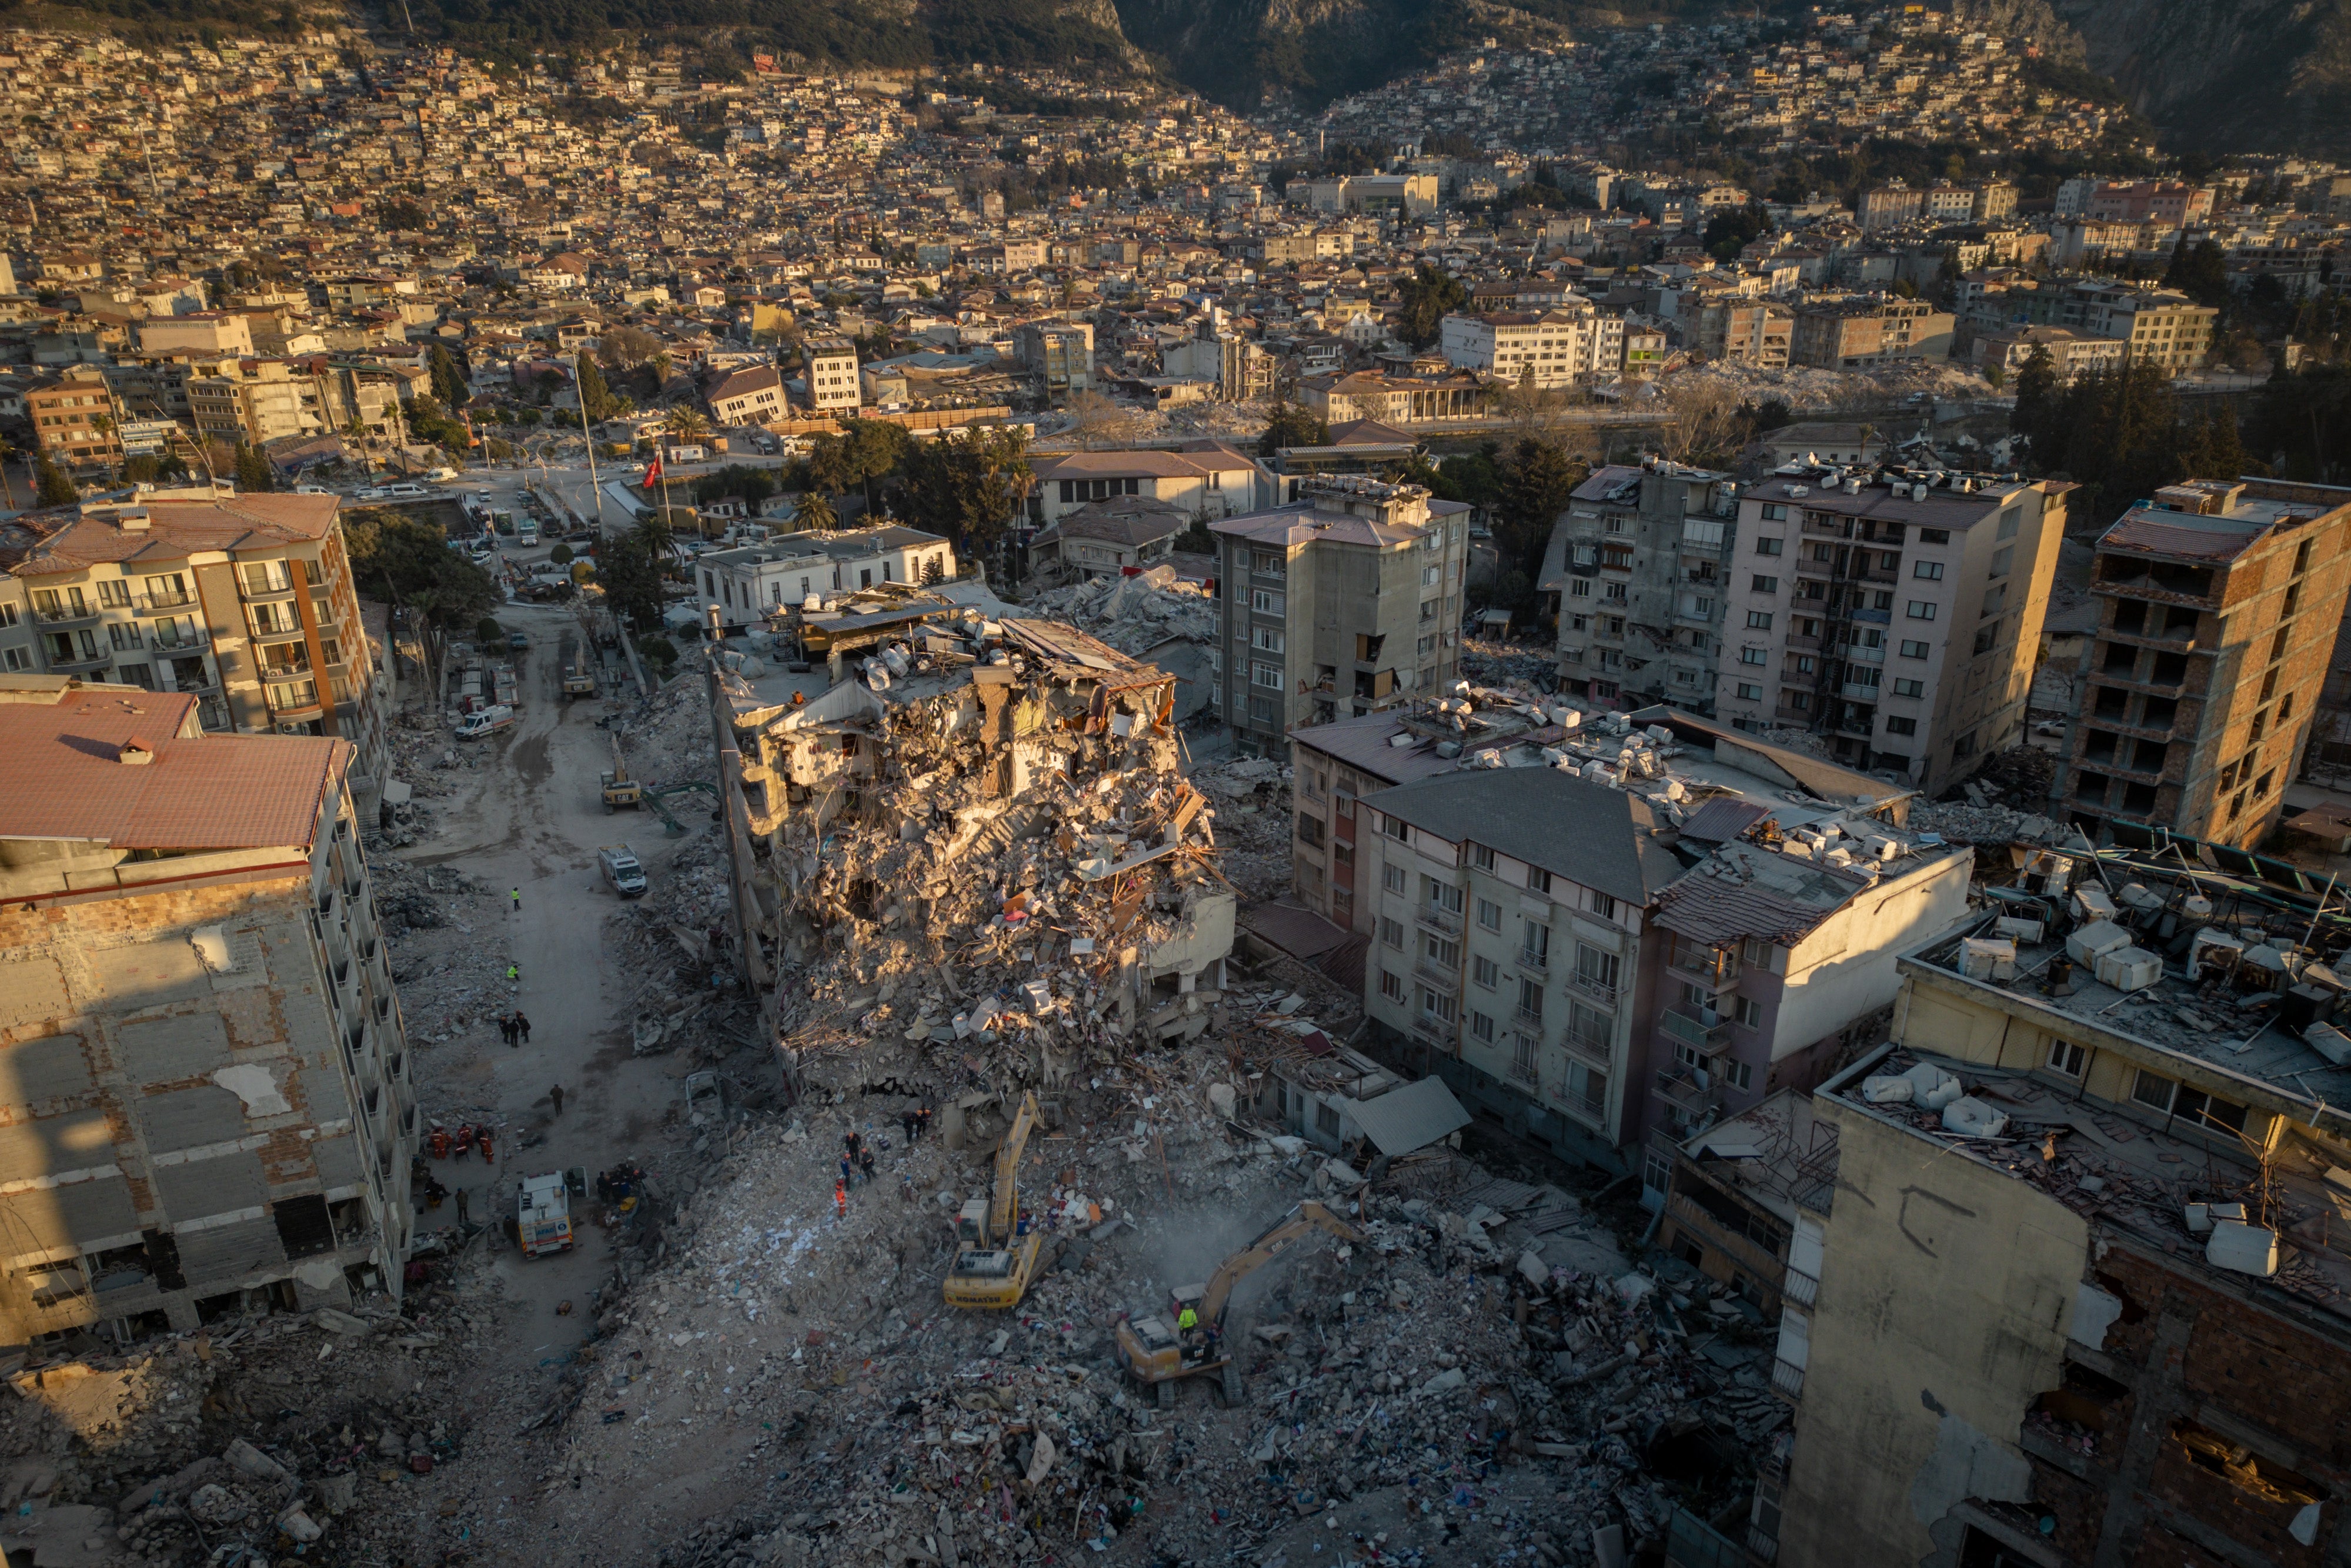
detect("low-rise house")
(695, 525), (955, 633)
(1028, 444), (1268, 531)
(1030, 495), (1190, 583)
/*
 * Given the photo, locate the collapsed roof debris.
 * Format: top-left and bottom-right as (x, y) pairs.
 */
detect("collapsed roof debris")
(716, 613), (1238, 1099)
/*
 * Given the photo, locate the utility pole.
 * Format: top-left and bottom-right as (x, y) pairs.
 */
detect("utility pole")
(569, 353), (606, 537)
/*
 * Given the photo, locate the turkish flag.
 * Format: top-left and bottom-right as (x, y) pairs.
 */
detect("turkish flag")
(644, 454), (663, 487)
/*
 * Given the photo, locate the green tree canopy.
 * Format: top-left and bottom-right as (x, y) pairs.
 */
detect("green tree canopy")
(34, 457), (75, 506)
(576, 355), (626, 423)
(900, 426), (1033, 552)
(1395, 264), (1468, 350)
(233, 442), (274, 493)
(596, 520), (673, 632)
(428, 345), (468, 409)
(1257, 399), (1329, 457)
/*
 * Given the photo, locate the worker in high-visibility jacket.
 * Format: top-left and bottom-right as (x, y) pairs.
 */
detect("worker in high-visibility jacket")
(1178, 1303), (1201, 1360)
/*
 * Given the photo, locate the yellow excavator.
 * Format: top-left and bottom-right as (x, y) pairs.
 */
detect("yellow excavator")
(942, 1091), (1054, 1310)
(1115, 1199), (1364, 1407)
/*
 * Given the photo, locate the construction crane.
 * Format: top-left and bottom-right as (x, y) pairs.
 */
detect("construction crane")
(942, 1092), (1051, 1310)
(1115, 1199), (1364, 1407)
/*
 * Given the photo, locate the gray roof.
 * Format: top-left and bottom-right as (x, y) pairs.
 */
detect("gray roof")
(1361, 767), (1686, 905)
(1348, 1077), (1472, 1156)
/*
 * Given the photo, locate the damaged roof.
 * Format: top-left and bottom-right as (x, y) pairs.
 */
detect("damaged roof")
(1361, 768), (1686, 906)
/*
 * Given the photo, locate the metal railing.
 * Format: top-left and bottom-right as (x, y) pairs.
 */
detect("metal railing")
(1567, 971), (1617, 1008)
(1410, 1013), (1455, 1046)
(1415, 903), (1462, 937)
(1771, 1358), (1805, 1400)
(1782, 1268), (1819, 1308)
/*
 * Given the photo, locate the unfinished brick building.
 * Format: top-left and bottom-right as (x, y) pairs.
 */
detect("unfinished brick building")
(2052, 477), (2351, 848)
(0, 676), (415, 1344)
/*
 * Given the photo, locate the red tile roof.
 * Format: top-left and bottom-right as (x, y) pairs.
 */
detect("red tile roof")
(0, 690), (345, 850)
(18, 494), (339, 576)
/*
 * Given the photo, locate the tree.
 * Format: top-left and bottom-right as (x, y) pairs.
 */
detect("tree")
(900, 426), (1033, 554)
(1257, 397), (1329, 457)
(792, 490), (839, 533)
(1493, 437), (1584, 583)
(2012, 343), (2058, 440)
(549, 543), (575, 565)
(596, 521), (672, 633)
(575, 355), (625, 423)
(233, 442), (275, 493)
(1657, 380), (1749, 465)
(475, 616), (503, 645)
(1395, 264), (1468, 350)
(809, 419), (911, 511)
(2163, 236), (2230, 311)
(342, 510), (497, 713)
(1064, 389), (1142, 450)
(664, 406), (710, 444)
(34, 456), (75, 506)
(598, 325), (660, 367)
(428, 345), (468, 410)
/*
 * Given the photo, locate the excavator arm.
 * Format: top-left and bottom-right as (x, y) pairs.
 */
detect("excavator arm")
(1201, 1199), (1364, 1326)
(988, 1091), (1040, 1244)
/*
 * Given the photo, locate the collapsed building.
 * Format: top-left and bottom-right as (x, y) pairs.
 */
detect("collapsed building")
(712, 614), (1238, 1106)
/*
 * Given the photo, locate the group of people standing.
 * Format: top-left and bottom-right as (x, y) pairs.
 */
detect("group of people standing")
(498, 1012), (533, 1048)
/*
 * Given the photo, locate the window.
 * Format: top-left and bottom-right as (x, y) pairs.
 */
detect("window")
(1973, 626), (1997, 654)
(1735, 997), (1763, 1028)
(1382, 864), (1405, 893)
(2048, 1038), (2086, 1077)
(1919, 528), (1949, 544)
(1420, 988), (1457, 1024)
(1736, 681), (1762, 700)
(96, 579), (131, 608)
(239, 560), (292, 595)
(1906, 601), (1938, 620)
(1901, 639), (1930, 658)
(1250, 588), (1284, 614)
(1989, 546), (2014, 579)
(1253, 626), (1285, 653)
(1746, 610), (1773, 630)
(1884, 716), (1917, 735)
(1892, 678), (1924, 698)
(1511, 1034), (1539, 1085)
(1996, 508), (2021, 541)
(1517, 977), (1544, 1022)
(1476, 898), (1501, 931)
(1471, 1011), (1495, 1043)
(2130, 1068), (2176, 1112)
(106, 621), (143, 650)
(1755, 537), (1783, 556)
(1380, 970), (1405, 1002)
(1590, 891), (1617, 921)
(1575, 942), (1619, 994)
(0, 603), (14, 627)
(1525, 867), (1551, 894)
(1912, 560), (1943, 580)
(1981, 587), (2006, 618)
(1423, 934), (1460, 969)
(1759, 504), (1787, 521)
(1522, 922), (1551, 968)
(1564, 1061), (1607, 1120)
(1472, 955), (1499, 988)
(1, 647), (28, 671)
(1739, 647), (1768, 666)
(1381, 918), (1404, 949)
(1752, 574), (1778, 593)
(1251, 661), (1282, 688)
(1471, 845), (1495, 872)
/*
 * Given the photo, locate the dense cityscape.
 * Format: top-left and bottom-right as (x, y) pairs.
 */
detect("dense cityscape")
(0, 3), (2347, 1567)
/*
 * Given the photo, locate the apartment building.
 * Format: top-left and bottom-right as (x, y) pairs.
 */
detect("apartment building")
(2051, 477), (2351, 848)
(803, 336), (860, 414)
(0, 678), (416, 1343)
(1688, 299), (1792, 367)
(1788, 298), (1953, 367)
(1713, 468), (2071, 790)
(697, 525), (956, 633)
(1161, 332), (1278, 403)
(187, 359), (335, 447)
(12, 488), (389, 803)
(1208, 476), (1470, 753)
(1351, 723), (1968, 1175)
(1773, 861), (2351, 1568)
(1437, 301), (1625, 389)
(1551, 460), (1739, 713)
(705, 363), (785, 426)
(2065, 283), (2217, 372)
(28, 368), (124, 466)
(2085, 178), (2216, 226)
(1029, 443), (1268, 531)
(1969, 323), (2128, 382)
(1855, 183), (1923, 231)
(1011, 320), (1095, 396)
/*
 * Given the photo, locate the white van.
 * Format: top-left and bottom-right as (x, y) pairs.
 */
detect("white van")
(385, 482), (430, 500)
(453, 704), (515, 740)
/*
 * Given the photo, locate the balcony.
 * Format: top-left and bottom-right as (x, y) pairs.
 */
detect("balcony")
(1661, 1004), (1733, 1052)
(1567, 970), (1617, 1008)
(44, 647), (110, 673)
(1801, 514), (1853, 538)
(1785, 633), (1824, 653)
(1410, 1013), (1456, 1048)
(1654, 1065), (1726, 1119)
(1839, 680), (1884, 701)
(1771, 1358), (1805, 1401)
(1517, 946), (1549, 973)
(1507, 1055), (1540, 1088)
(138, 588), (196, 611)
(1564, 1019), (1613, 1062)
(1672, 944), (1740, 987)
(30, 601), (100, 628)
(1414, 903), (1462, 937)
(1782, 1267), (1819, 1309)
(1412, 955), (1458, 989)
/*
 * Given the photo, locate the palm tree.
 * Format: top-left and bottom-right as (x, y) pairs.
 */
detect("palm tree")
(666, 406), (709, 446)
(794, 490), (837, 533)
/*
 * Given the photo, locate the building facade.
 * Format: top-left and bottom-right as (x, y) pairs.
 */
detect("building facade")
(803, 337), (860, 414)
(12, 489), (390, 802)
(1437, 304), (1625, 389)
(2051, 477), (2351, 848)
(696, 525), (955, 633)
(1552, 461), (1739, 713)
(1208, 476), (1470, 751)
(0, 679), (416, 1345)
(1713, 470), (2071, 790)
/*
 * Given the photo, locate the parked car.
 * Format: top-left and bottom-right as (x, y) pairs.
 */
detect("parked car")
(507, 631), (530, 650)
(453, 704), (516, 740)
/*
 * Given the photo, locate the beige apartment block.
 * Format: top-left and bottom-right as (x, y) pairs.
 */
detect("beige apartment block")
(0, 679), (415, 1344)
(12, 489), (389, 804)
(1208, 477), (1470, 754)
(2052, 477), (2351, 848)
(1713, 471), (2071, 791)
(803, 336), (861, 414)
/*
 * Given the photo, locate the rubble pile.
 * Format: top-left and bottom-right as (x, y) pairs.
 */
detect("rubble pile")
(1188, 756), (1294, 901)
(522, 1041), (1783, 1568)
(0, 1240), (527, 1568)
(1025, 564), (1219, 659)
(727, 617), (1241, 1090)
(1459, 637), (1558, 690)
(1911, 747), (2073, 846)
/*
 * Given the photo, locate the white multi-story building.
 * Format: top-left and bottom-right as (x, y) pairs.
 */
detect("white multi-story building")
(1438, 303), (1625, 389)
(803, 337), (861, 414)
(695, 524), (955, 633)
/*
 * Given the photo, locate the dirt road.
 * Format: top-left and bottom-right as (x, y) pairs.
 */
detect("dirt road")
(399, 597), (703, 1373)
